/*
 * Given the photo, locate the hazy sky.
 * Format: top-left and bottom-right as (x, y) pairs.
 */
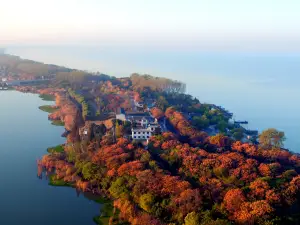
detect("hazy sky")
(1, 0), (300, 51)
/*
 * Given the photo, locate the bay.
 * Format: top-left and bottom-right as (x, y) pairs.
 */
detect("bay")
(0, 90), (99, 225)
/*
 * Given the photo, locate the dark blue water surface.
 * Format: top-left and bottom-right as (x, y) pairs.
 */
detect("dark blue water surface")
(0, 91), (99, 225)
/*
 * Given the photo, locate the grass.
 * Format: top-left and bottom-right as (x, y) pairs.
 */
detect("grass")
(48, 174), (73, 187)
(93, 204), (130, 225)
(93, 216), (110, 225)
(92, 196), (111, 204)
(93, 203), (114, 225)
(39, 94), (55, 101)
(47, 145), (64, 153)
(51, 120), (65, 126)
(39, 105), (58, 113)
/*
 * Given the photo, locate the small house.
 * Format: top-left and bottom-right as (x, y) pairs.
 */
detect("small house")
(116, 108), (126, 121)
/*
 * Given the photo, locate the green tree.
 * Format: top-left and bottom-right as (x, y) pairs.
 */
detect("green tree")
(233, 131), (244, 141)
(217, 120), (228, 133)
(192, 115), (210, 130)
(259, 128), (286, 149)
(115, 120), (122, 138)
(109, 177), (129, 198)
(82, 162), (97, 180)
(95, 97), (105, 112)
(156, 96), (169, 111)
(232, 128), (244, 141)
(184, 212), (200, 225)
(139, 193), (155, 213)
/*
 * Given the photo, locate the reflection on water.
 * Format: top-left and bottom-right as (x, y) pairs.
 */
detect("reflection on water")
(0, 91), (99, 225)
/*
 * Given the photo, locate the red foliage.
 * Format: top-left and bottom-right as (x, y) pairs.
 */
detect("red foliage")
(234, 200), (273, 224)
(161, 140), (181, 150)
(150, 107), (164, 119)
(223, 189), (246, 213)
(116, 137), (129, 147)
(249, 179), (270, 199)
(173, 189), (202, 219)
(114, 199), (137, 222)
(107, 168), (117, 177)
(117, 161), (145, 176)
(291, 175), (300, 189)
(265, 189), (281, 204)
(200, 177), (224, 203)
(258, 163), (272, 177)
(161, 175), (191, 196)
(132, 213), (165, 225)
(165, 107), (208, 143)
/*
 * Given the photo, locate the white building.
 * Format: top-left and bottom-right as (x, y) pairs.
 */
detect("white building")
(132, 127), (152, 140)
(131, 122), (161, 140)
(116, 113), (126, 121)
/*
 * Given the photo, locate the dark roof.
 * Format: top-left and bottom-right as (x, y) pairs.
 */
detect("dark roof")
(126, 112), (150, 117)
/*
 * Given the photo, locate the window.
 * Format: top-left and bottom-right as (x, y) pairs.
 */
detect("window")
(142, 136), (145, 139)
(137, 136), (140, 138)
(134, 136), (136, 139)
(134, 132), (136, 134)
(138, 132), (141, 134)
(147, 132), (150, 134)
(143, 132), (145, 134)
(146, 136), (149, 139)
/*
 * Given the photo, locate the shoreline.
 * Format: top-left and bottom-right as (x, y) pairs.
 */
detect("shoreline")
(35, 91), (112, 225)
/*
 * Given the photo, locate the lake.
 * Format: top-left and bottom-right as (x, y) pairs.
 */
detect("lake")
(0, 90), (99, 225)
(6, 46), (300, 152)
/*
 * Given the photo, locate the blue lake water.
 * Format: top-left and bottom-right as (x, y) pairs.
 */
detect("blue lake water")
(6, 46), (300, 152)
(0, 90), (99, 225)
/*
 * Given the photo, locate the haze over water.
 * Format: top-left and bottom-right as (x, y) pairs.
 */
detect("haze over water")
(7, 46), (300, 152)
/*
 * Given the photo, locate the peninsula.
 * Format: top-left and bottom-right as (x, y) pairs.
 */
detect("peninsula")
(1, 54), (300, 225)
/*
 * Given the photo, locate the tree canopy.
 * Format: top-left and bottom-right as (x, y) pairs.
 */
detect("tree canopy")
(259, 128), (286, 149)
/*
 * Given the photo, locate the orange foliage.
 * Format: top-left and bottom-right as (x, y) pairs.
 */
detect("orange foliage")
(265, 189), (281, 204)
(249, 179), (270, 199)
(117, 161), (145, 176)
(234, 200), (273, 224)
(132, 213), (164, 225)
(258, 163), (272, 177)
(150, 107), (164, 119)
(223, 189), (246, 213)
(209, 134), (232, 148)
(165, 107), (208, 144)
(173, 189), (202, 219)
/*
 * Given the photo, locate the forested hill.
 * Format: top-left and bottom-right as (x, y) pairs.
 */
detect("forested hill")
(0, 54), (72, 78)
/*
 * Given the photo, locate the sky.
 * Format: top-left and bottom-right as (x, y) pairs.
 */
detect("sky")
(1, 0), (300, 52)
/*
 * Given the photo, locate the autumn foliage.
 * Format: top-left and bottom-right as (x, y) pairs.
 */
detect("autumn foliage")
(38, 90), (300, 225)
(150, 107), (164, 119)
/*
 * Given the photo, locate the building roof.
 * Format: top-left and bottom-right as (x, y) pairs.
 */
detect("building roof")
(126, 112), (150, 117)
(132, 127), (152, 132)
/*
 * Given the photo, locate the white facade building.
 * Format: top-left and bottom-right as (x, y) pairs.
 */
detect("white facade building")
(131, 122), (161, 140)
(132, 127), (152, 140)
(116, 113), (126, 121)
